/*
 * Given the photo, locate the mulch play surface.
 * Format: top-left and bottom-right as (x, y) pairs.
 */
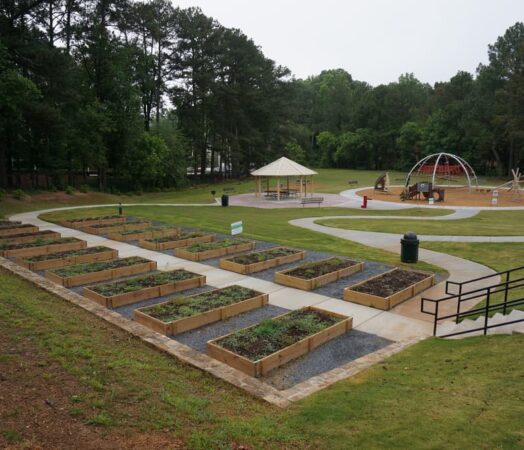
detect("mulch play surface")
(0, 333), (183, 450)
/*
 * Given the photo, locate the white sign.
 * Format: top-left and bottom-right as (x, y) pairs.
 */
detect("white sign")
(231, 221), (243, 235)
(491, 190), (498, 206)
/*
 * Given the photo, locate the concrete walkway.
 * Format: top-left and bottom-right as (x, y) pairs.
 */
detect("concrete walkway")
(10, 207), (436, 341)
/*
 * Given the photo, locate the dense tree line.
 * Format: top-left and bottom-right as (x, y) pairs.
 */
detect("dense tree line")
(0, 2), (523, 191)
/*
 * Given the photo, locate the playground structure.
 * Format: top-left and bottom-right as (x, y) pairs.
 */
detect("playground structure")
(401, 153), (478, 202)
(374, 173), (390, 193)
(492, 169), (524, 201)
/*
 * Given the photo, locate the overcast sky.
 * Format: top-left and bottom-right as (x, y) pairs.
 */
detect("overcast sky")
(176, 0), (524, 86)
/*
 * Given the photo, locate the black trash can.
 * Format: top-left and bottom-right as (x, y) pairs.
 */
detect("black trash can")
(221, 194), (229, 207)
(400, 231), (419, 263)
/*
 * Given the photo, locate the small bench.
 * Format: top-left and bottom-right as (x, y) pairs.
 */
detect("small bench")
(301, 197), (324, 207)
(348, 180), (358, 185)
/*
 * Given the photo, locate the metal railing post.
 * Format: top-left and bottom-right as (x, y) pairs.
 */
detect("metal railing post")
(433, 302), (439, 336)
(455, 283), (462, 324)
(503, 271), (510, 315)
(484, 287), (490, 335)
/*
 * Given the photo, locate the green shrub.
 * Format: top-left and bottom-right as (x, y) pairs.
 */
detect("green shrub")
(78, 184), (90, 193)
(12, 189), (25, 200)
(65, 185), (75, 195)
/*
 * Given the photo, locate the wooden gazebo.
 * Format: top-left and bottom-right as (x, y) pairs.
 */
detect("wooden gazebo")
(251, 157), (317, 201)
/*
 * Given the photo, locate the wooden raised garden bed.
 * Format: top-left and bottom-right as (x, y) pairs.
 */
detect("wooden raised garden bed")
(219, 247), (305, 274)
(0, 230), (60, 245)
(275, 257), (365, 290)
(174, 239), (256, 261)
(139, 232), (215, 251)
(61, 215), (127, 228)
(0, 220), (22, 228)
(45, 256), (157, 288)
(0, 224), (39, 237)
(107, 226), (180, 242)
(207, 307), (352, 377)
(343, 268), (435, 310)
(81, 221), (151, 235)
(15, 246), (118, 271)
(134, 285), (268, 335)
(0, 238), (86, 258)
(83, 269), (206, 308)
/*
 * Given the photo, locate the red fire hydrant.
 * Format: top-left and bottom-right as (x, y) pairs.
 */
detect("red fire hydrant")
(361, 195), (368, 209)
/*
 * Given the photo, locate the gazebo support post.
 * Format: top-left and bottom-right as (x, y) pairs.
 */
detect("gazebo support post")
(277, 177), (280, 201)
(299, 175), (303, 198)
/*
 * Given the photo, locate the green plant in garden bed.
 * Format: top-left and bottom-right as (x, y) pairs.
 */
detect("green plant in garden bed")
(25, 246), (113, 262)
(68, 215), (122, 223)
(90, 270), (198, 296)
(0, 237), (78, 250)
(0, 220), (21, 228)
(0, 230), (55, 241)
(0, 223), (31, 230)
(141, 286), (259, 322)
(185, 238), (247, 253)
(228, 247), (300, 265)
(118, 226), (176, 235)
(90, 221), (149, 229)
(217, 309), (342, 361)
(146, 231), (206, 243)
(353, 269), (428, 297)
(51, 257), (149, 277)
(287, 257), (359, 279)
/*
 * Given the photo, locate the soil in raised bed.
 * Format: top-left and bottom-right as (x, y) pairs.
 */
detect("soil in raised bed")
(90, 270), (198, 296)
(0, 223), (35, 231)
(51, 256), (149, 277)
(215, 309), (342, 361)
(0, 237), (79, 250)
(24, 246), (113, 262)
(140, 285), (259, 322)
(283, 257), (358, 279)
(184, 238), (247, 253)
(352, 269), (428, 297)
(146, 231), (207, 243)
(117, 226), (178, 236)
(67, 215), (123, 223)
(0, 220), (21, 228)
(0, 230), (56, 242)
(89, 221), (149, 229)
(227, 247), (299, 265)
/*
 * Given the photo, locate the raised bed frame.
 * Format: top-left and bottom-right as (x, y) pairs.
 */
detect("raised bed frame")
(207, 307), (353, 378)
(83, 271), (206, 308)
(174, 241), (256, 261)
(0, 239), (87, 258)
(134, 287), (268, 335)
(45, 258), (157, 288)
(107, 227), (180, 242)
(15, 248), (118, 271)
(61, 216), (126, 229)
(0, 230), (60, 245)
(219, 248), (306, 274)
(343, 268), (435, 310)
(275, 259), (365, 291)
(0, 224), (39, 237)
(139, 233), (215, 251)
(80, 221), (151, 235)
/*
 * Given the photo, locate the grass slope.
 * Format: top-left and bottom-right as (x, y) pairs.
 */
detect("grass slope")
(317, 210), (524, 236)
(1, 269), (523, 449)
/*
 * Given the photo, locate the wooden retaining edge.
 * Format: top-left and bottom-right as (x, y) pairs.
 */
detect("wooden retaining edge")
(0, 225), (39, 236)
(0, 230), (60, 245)
(83, 274), (206, 308)
(175, 241), (256, 261)
(0, 257), (291, 408)
(275, 260), (365, 290)
(138, 234), (215, 251)
(343, 269), (435, 310)
(45, 260), (157, 288)
(107, 227), (180, 242)
(207, 307), (353, 378)
(81, 222), (151, 235)
(219, 249), (306, 274)
(61, 217), (126, 229)
(134, 290), (269, 336)
(15, 249), (119, 271)
(1, 240), (87, 258)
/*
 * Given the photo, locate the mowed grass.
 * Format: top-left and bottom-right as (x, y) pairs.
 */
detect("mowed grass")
(317, 210), (524, 236)
(41, 205), (447, 274)
(1, 269), (523, 449)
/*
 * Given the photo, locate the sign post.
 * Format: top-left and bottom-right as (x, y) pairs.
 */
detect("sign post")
(231, 221), (243, 236)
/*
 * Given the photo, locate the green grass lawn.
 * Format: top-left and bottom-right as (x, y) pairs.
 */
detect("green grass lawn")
(40, 205), (446, 274)
(1, 269), (523, 449)
(317, 210), (524, 236)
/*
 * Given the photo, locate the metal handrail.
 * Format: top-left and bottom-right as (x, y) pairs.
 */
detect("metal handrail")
(421, 265), (524, 337)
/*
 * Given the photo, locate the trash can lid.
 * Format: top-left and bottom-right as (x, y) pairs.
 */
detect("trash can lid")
(403, 231), (418, 240)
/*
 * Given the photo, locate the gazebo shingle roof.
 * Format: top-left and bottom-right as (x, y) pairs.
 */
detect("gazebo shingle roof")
(251, 157), (317, 177)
